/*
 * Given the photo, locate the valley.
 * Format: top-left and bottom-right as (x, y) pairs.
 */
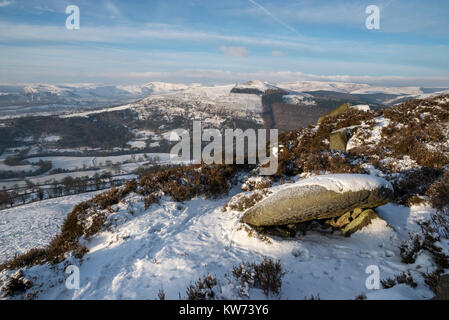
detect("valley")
(1, 80), (448, 211)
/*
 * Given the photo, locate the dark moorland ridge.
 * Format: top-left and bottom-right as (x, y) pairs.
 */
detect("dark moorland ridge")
(260, 89), (382, 133)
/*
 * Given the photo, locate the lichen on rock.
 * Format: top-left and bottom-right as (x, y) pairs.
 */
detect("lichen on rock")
(341, 209), (382, 237)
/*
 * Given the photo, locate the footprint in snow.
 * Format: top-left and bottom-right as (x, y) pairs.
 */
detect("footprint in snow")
(292, 247), (310, 261)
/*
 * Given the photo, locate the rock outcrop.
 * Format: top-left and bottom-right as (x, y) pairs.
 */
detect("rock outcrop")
(317, 103), (350, 124)
(241, 174), (393, 227)
(329, 128), (349, 151)
(341, 209), (382, 236)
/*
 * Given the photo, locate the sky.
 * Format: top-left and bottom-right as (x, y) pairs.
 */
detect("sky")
(0, 0), (448, 86)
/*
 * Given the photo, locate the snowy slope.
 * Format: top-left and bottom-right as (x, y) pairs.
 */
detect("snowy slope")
(1, 178), (443, 300)
(0, 82), (201, 119)
(1, 82), (193, 101)
(282, 94), (316, 106)
(61, 84), (264, 127)
(0, 191), (103, 264)
(277, 81), (370, 94)
(276, 81), (449, 105)
(233, 80), (280, 92)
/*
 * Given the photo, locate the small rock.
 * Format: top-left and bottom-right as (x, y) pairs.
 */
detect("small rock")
(329, 129), (348, 151)
(385, 250), (395, 257)
(352, 208), (363, 219)
(329, 212), (352, 228)
(342, 209), (381, 236)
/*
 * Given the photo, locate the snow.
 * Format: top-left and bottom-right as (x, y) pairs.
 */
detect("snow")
(39, 135), (61, 143)
(0, 170), (125, 190)
(1, 173), (441, 300)
(127, 141), (146, 149)
(59, 83), (264, 125)
(15, 136), (34, 143)
(60, 104), (134, 119)
(350, 86), (423, 96)
(346, 116), (391, 151)
(17, 82), (192, 101)
(351, 104), (371, 112)
(27, 153), (172, 171)
(282, 94), (316, 106)
(277, 81), (370, 94)
(276, 81), (441, 98)
(0, 162), (37, 172)
(0, 191), (103, 264)
(233, 80), (278, 92)
(273, 174), (393, 194)
(2, 81), (448, 120)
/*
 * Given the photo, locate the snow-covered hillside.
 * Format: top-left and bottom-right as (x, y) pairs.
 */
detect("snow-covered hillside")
(1, 82), (193, 102)
(1, 94), (448, 300)
(3, 80), (448, 119)
(0, 191), (103, 264)
(277, 81), (449, 105)
(61, 84), (265, 129)
(0, 181), (439, 300)
(0, 82), (201, 119)
(233, 80), (280, 93)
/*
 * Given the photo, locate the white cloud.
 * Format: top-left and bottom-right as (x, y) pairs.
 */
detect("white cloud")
(0, 21), (312, 50)
(1, 42), (448, 87)
(219, 46), (249, 58)
(272, 51), (286, 57)
(0, 0), (14, 8)
(1, 20), (446, 62)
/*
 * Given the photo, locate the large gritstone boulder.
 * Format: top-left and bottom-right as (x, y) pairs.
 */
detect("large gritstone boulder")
(241, 174), (393, 227)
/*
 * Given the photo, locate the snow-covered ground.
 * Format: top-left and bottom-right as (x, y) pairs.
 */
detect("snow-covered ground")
(0, 162), (37, 172)
(0, 172), (137, 191)
(0, 191), (103, 264)
(27, 153), (171, 171)
(282, 94), (316, 106)
(1, 176), (444, 300)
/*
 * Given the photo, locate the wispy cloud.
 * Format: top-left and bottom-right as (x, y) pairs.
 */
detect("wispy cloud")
(383, 0), (394, 9)
(248, 0), (297, 33)
(104, 1), (122, 18)
(1, 20), (446, 65)
(272, 50), (286, 57)
(219, 46), (249, 58)
(0, 0), (14, 8)
(0, 21), (314, 51)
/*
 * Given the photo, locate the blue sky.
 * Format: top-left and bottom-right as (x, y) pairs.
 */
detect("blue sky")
(0, 0), (448, 86)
